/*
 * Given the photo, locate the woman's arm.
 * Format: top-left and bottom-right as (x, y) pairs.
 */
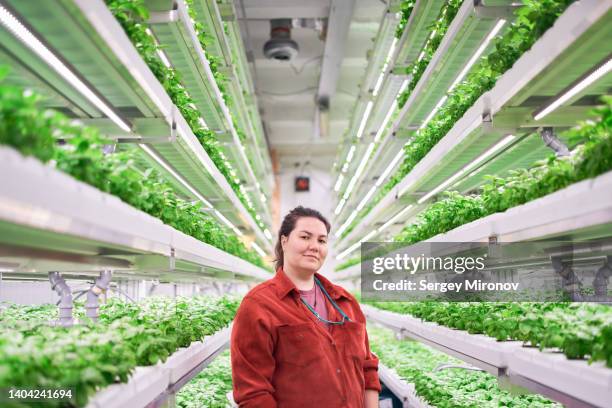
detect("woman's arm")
(231, 297), (277, 408)
(365, 389), (379, 408)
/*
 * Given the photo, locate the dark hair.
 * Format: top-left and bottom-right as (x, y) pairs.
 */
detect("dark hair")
(274, 206), (331, 270)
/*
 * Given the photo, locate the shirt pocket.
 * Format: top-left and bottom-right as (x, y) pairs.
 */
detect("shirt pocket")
(339, 320), (367, 362)
(275, 323), (324, 368)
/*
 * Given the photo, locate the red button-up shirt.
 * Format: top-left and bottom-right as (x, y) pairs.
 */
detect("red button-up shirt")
(231, 268), (381, 408)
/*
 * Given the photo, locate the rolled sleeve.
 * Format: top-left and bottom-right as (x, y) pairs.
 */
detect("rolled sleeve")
(363, 330), (382, 392)
(231, 297), (278, 407)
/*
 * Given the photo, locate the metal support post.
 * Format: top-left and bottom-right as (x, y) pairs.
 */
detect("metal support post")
(593, 256), (612, 296)
(48, 272), (74, 327)
(551, 257), (583, 301)
(85, 270), (112, 322)
(540, 127), (570, 156)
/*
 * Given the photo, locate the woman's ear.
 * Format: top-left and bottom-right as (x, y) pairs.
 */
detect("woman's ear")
(280, 235), (287, 250)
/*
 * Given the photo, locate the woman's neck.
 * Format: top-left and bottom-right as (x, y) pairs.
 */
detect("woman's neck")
(283, 265), (315, 290)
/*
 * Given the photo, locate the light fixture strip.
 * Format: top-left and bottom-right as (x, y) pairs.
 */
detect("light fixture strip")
(214, 209), (243, 236)
(378, 205), (414, 233)
(0, 5), (131, 132)
(334, 198), (347, 216)
(534, 58), (612, 121)
(356, 101), (374, 139)
(343, 142), (375, 199)
(334, 174), (345, 192)
(419, 19), (506, 131)
(250, 241), (266, 257)
(417, 134), (515, 204)
(335, 211), (358, 238)
(374, 100), (398, 142)
(376, 148), (405, 186)
(139, 144), (213, 208)
(356, 185), (377, 211)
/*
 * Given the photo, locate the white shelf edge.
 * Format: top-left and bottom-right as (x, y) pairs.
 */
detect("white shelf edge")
(0, 146), (271, 281)
(378, 363), (432, 408)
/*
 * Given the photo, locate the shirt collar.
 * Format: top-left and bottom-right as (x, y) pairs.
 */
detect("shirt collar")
(274, 267), (349, 301)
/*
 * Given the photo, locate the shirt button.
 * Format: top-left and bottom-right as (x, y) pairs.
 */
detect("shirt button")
(336, 368), (341, 374)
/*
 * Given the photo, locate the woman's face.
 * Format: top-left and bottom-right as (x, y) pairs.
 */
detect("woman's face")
(281, 217), (328, 273)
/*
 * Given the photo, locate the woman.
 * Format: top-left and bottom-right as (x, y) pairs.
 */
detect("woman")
(231, 206), (380, 408)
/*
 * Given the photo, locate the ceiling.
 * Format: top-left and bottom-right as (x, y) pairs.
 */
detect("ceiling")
(234, 0), (386, 172)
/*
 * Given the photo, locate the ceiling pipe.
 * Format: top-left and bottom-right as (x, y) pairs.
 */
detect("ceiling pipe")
(315, 0), (355, 139)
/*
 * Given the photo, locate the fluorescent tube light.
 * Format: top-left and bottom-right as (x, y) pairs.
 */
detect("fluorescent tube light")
(346, 145), (356, 163)
(356, 101), (374, 139)
(198, 117), (209, 129)
(356, 186), (377, 211)
(374, 100), (397, 142)
(334, 174), (345, 192)
(251, 242), (266, 257)
(335, 212), (358, 238)
(376, 148), (404, 186)
(139, 144), (213, 208)
(0, 5), (131, 132)
(449, 19), (506, 91)
(378, 205), (413, 233)
(419, 19), (506, 130)
(335, 198), (347, 215)
(534, 58), (612, 121)
(343, 143), (375, 199)
(214, 209), (243, 236)
(372, 73), (385, 97)
(337, 240), (361, 260)
(417, 134), (515, 204)
(264, 229), (272, 240)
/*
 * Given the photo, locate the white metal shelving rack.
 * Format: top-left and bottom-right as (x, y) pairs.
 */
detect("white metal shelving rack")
(364, 305), (612, 408)
(336, 0), (612, 251)
(0, 146), (270, 281)
(85, 325), (231, 408)
(146, 0), (272, 226)
(0, 0), (272, 251)
(335, 169), (612, 281)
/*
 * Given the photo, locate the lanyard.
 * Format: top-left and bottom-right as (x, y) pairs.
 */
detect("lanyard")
(300, 277), (351, 325)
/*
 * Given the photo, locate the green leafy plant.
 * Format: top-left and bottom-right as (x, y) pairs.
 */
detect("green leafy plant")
(0, 296), (239, 407)
(369, 325), (561, 407)
(176, 350), (233, 408)
(341, 0), (573, 239)
(105, 0), (262, 226)
(367, 301), (612, 368)
(395, 0), (417, 38)
(397, 0), (461, 108)
(394, 97), (611, 244)
(0, 78), (266, 268)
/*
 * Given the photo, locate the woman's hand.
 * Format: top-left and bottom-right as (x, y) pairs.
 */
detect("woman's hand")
(364, 389), (379, 408)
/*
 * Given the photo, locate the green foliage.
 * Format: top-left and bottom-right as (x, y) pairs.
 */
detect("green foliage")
(105, 0), (261, 225)
(395, 0), (416, 39)
(183, 0), (230, 105)
(0, 296), (239, 407)
(0, 79), (265, 268)
(397, 0), (462, 108)
(394, 98), (611, 243)
(343, 0), (573, 239)
(369, 326), (561, 407)
(335, 256), (360, 272)
(176, 350), (233, 408)
(367, 302), (612, 368)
